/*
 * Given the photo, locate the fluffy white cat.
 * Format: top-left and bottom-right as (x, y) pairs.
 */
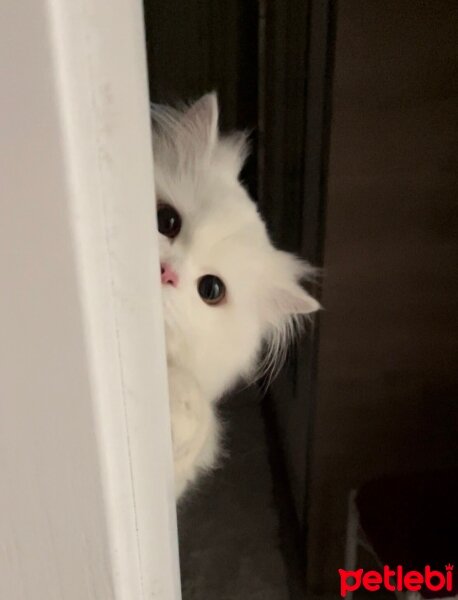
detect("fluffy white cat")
(151, 93), (320, 499)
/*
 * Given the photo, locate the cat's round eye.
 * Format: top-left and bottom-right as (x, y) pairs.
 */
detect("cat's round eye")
(157, 203), (181, 239)
(197, 275), (226, 306)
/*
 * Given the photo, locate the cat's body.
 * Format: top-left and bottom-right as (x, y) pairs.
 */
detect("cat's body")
(152, 93), (319, 499)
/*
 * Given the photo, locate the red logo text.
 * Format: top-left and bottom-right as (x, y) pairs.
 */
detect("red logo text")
(338, 564), (454, 597)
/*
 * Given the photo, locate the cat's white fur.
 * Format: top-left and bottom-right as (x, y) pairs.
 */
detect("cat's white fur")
(152, 93), (320, 499)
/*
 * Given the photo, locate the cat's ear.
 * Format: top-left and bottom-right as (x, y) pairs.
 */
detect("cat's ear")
(182, 93), (218, 156)
(264, 251), (321, 325)
(271, 283), (321, 316)
(259, 251), (320, 380)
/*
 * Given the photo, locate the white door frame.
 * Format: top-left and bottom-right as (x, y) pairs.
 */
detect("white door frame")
(0, 1), (181, 598)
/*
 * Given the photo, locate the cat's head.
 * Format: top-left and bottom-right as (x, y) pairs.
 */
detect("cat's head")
(152, 93), (320, 398)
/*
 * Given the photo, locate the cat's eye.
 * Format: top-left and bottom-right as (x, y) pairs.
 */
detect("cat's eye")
(157, 203), (181, 239)
(197, 275), (226, 305)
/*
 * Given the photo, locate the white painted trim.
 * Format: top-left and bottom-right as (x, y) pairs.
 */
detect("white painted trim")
(0, 1), (181, 598)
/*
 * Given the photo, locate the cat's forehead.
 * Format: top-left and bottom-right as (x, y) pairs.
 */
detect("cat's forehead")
(187, 207), (273, 287)
(194, 181), (268, 244)
(191, 197), (260, 242)
(155, 153), (274, 276)
(157, 165), (267, 244)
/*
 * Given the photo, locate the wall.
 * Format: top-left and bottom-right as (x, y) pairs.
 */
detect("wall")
(0, 1), (180, 597)
(308, 0), (458, 592)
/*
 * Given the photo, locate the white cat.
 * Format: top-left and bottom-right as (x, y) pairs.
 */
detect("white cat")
(151, 93), (320, 499)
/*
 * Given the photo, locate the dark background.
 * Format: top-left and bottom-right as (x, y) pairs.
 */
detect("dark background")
(308, 0), (458, 591)
(143, 1), (458, 597)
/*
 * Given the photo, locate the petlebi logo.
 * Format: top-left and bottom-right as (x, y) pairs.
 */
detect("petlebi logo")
(338, 564), (454, 597)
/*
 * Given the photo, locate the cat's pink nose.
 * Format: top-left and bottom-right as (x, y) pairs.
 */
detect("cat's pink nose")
(160, 263), (179, 286)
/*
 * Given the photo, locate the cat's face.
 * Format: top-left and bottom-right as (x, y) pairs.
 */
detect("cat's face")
(152, 94), (319, 398)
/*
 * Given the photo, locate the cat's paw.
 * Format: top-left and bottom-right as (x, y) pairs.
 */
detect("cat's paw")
(170, 393), (205, 462)
(167, 368), (219, 497)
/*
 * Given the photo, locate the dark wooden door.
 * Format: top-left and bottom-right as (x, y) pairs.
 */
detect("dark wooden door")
(307, 1), (458, 592)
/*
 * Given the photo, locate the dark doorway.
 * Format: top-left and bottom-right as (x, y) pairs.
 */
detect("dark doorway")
(143, 1), (335, 598)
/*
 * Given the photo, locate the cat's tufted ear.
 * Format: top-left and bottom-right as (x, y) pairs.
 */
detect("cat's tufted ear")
(258, 252), (320, 380)
(271, 283), (321, 317)
(182, 93), (219, 156)
(264, 251), (321, 325)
